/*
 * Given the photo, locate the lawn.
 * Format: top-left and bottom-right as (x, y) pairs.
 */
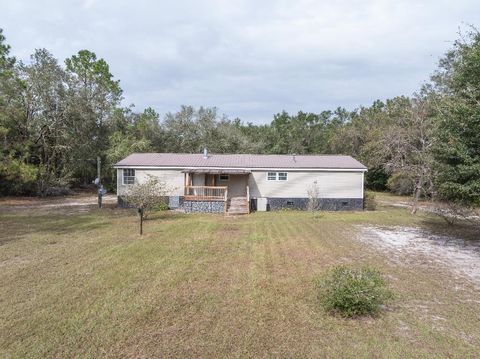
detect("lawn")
(0, 201), (479, 358)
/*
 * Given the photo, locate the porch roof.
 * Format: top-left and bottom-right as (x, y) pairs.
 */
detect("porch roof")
(182, 168), (251, 174)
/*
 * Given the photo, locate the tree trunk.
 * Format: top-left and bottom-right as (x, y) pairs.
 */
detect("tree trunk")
(411, 175), (423, 215)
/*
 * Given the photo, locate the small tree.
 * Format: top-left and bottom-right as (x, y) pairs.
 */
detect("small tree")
(307, 181), (320, 211)
(123, 175), (175, 235)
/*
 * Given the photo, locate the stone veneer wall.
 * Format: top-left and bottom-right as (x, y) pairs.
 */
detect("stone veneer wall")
(265, 197), (363, 211)
(118, 196), (362, 212)
(117, 196), (184, 209)
(183, 200), (225, 213)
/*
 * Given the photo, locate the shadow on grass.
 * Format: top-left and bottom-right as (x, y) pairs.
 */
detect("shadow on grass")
(420, 218), (480, 243)
(143, 210), (188, 221)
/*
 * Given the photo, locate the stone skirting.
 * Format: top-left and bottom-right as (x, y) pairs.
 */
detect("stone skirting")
(182, 200), (225, 213)
(119, 196), (362, 212)
(117, 195), (224, 212)
(261, 197), (363, 211)
(117, 196), (184, 209)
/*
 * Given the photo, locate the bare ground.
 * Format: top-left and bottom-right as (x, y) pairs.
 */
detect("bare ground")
(360, 226), (480, 289)
(0, 193), (117, 214)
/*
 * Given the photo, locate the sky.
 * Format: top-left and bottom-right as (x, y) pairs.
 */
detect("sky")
(1, 0), (480, 123)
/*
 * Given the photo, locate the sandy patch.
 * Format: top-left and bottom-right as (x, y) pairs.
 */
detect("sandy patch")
(0, 194), (117, 214)
(360, 226), (480, 287)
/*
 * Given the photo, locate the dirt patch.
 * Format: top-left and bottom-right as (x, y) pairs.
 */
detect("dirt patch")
(0, 194), (117, 214)
(377, 197), (480, 221)
(359, 226), (480, 288)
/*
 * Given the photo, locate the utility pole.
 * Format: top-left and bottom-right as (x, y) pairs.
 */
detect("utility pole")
(97, 156), (102, 208)
(138, 208), (144, 235)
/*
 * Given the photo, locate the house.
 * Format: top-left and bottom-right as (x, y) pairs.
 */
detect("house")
(114, 150), (367, 214)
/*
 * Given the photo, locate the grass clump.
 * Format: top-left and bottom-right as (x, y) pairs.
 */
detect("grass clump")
(315, 265), (393, 317)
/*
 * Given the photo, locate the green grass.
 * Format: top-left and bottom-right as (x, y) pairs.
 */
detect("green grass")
(0, 204), (479, 357)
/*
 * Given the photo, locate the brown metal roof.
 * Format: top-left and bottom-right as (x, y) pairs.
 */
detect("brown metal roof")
(115, 153), (367, 170)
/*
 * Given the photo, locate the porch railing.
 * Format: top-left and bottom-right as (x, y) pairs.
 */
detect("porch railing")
(184, 186), (228, 201)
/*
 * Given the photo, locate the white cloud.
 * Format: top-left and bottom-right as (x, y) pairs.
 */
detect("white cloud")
(1, 0), (479, 122)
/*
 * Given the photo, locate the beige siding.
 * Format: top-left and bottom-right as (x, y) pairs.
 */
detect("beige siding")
(248, 170), (363, 198)
(117, 168), (184, 196)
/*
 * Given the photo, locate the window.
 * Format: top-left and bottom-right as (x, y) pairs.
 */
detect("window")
(123, 169), (135, 185)
(219, 174), (229, 181)
(267, 172), (277, 181)
(267, 172), (288, 181)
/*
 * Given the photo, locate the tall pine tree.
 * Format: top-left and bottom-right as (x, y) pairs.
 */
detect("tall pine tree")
(432, 29), (480, 205)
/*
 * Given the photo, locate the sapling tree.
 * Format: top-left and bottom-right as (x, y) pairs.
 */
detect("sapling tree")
(307, 181), (320, 211)
(123, 175), (175, 235)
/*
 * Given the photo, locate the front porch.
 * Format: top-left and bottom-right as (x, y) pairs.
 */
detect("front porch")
(182, 169), (251, 214)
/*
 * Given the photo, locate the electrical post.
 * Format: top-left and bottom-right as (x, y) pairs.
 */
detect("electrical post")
(97, 156), (102, 208)
(138, 208), (144, 235)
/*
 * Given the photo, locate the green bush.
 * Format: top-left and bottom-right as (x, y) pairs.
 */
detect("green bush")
(154, 198), (169, 211)
(365, 166), (389, 191)
(387, 171), (414, 195)
(0, 156), (38, 195)
(315, 265), (393, 317)
(363, 191), (376, 211)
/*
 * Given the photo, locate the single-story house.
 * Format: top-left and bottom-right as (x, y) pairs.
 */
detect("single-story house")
(114, 151), (367, 214)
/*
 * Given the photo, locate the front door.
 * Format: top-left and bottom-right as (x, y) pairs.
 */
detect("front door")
(205, 174), (215, 186)
(226, 174), (248, 198)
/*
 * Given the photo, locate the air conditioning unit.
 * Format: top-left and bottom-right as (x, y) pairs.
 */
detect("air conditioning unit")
(257, 197), (268, 212)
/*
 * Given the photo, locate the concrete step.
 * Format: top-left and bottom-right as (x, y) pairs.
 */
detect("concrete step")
(228, 204), (248, 208)
(225, 211), (249, 216)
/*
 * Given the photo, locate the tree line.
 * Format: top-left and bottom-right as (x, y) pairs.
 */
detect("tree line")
(1, 27), (479, 209)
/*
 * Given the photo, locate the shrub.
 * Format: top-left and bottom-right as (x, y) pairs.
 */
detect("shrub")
(387, 171), (414, 195)
(307, 181), (320, 211)
(364, 191), (376, 211)
(365, 166), (389, 191)
(315, 265), (393, 317)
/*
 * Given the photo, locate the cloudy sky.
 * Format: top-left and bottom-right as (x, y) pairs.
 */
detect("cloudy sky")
(1, 0), (480, 123)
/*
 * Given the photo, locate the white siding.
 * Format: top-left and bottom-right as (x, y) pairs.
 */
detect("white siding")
(117, 168), (184, 196)
(248, 170), (364, 198)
